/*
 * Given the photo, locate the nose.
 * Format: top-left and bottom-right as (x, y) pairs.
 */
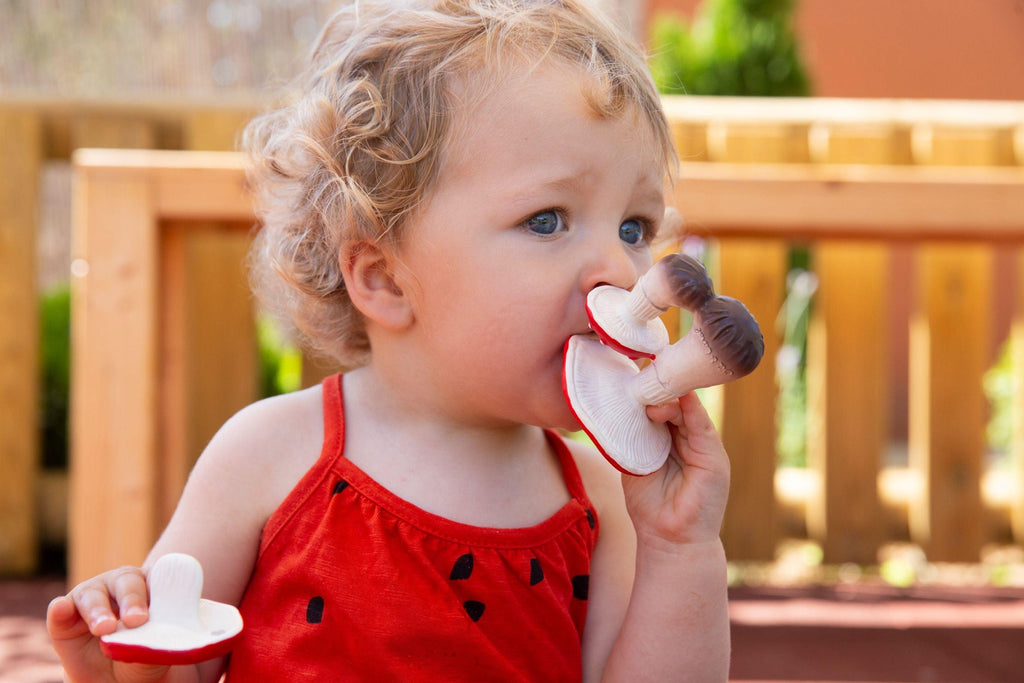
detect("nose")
(579, 231), (644, 295)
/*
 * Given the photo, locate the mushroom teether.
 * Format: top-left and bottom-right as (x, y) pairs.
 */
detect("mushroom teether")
(564, 255), (764, 475)
(586, 253), (714, 359)
(100, 553), (243, 665)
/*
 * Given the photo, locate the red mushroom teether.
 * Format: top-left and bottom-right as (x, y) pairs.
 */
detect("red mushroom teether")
(99, 553), (243, 665)
(564, 254), (764, 475)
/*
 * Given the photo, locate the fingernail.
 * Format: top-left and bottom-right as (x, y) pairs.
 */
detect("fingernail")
(90, 613), (115, 629)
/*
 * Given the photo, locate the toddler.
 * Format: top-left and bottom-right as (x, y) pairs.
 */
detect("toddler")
(47, 0), (732, 680)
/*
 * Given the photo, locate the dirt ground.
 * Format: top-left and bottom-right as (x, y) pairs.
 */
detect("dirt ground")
(3, 579), (1023, 682)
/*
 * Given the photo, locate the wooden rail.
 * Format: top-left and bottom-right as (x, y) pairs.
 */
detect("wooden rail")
(3, 95), (1023, 580)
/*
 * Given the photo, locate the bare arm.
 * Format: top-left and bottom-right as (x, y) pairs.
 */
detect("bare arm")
(49, 388), (324, 683)
(579, 392), (731, 682)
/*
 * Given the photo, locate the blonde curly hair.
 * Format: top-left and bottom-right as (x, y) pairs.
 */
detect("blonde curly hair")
(244, 0), (676, 367)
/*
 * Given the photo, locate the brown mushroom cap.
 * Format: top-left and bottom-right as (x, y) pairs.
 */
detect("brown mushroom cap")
(660, 253), (715, 311)
(697, 296), (765, 377)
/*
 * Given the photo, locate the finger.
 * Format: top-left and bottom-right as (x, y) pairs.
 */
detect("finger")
(645, 400), (682, 425)
(46, 594), (91, 642)
(677, 392), (718, 443)
(105, 567), (149, 628)
(70, 582), (120, 636)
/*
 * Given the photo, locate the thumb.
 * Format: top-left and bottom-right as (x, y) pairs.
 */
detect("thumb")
(46, 594), (91, 643)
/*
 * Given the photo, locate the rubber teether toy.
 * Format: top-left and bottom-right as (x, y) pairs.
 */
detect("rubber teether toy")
(563, 254), (764, 475)
(100, 553), (243, 665)
(586, 253), (714, 359)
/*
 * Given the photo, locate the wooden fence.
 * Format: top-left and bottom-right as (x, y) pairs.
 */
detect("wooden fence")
(0, 96), (257, 576)
(2, 96), (1023, 582)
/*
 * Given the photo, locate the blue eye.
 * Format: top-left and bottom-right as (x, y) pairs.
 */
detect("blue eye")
(619, 219), (645, 245)
(524, 210), (565, 236)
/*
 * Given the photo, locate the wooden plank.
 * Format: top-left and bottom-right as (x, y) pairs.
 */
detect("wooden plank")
(804, 123), (906, 563)
(675, 162), (1024, 240)
(708, 120), (805, 561)
(806, 243), (887, 563)
(706, 122), (810, 164)
(669, 120), (708, 162)
(0, 110), (42, 575)
(908, 245), (990, 561)
(184, 110), (252, 152)
(906, 124), (1011, 562)
(1012, 248), (1024, 544)
(70, 115), (157, 150)
(914, 124), (1018, 167)
(69, 165), (160, 584)
(157, 223), (189, 528)
(183, 225), (259, 483)
(660, 95), (1024, 130)
(716, 239), (786, 561)
(74, 149), (251, 221)
(74, 149), (1024, 241)
(157, 224), (260, 539)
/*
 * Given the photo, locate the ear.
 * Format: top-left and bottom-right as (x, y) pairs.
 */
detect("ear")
(339, 241), (414, 330)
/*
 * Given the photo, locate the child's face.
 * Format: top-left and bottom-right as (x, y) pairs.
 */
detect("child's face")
(395, 60), (667, 430)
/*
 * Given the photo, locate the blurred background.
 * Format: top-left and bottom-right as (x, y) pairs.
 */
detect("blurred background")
(2, 1), (1023, 681)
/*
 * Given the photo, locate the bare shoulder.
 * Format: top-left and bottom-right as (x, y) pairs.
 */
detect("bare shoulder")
(147, 385), (326, 605)
(196, 384), (325, 515)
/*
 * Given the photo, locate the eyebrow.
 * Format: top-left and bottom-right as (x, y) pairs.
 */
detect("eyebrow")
(504, 171), (588, 205)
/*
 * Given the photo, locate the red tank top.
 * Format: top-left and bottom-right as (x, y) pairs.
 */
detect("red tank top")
(225, 374), (599, 681)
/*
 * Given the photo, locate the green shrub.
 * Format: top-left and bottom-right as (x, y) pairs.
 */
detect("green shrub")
(39, 284), (70, 469)
(649, 0), (811, 97)
(257, 314), (303, 398)
(984, 338), (1017, 458)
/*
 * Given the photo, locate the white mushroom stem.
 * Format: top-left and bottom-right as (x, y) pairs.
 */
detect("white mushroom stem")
(623, 275), (670, 323)
(147, 554), (205, 632)
(628, 325), (739, 406)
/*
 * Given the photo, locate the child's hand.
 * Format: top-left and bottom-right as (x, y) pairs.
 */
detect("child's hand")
(47, 567), (171, 682)
(622, 391), (730, 551)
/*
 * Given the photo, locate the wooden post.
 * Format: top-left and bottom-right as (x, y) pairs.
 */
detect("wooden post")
(69, 160), (161, 583)
(0, 109), (42, 575)
(803, 123), (907, 563)
(1011, 241), (1024, 543)
(704, 121), (806, 560)
(716, 239), (786, 560)
(907, 124), (1000, 561)
(156, 221), (259, 526)
(69, 149), (254, 582)
(156, 118), (261, 527)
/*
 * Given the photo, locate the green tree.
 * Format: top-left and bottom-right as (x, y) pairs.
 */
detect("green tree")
(650, 0), (810, 96)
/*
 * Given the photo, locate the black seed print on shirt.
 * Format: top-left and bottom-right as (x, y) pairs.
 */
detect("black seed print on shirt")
(463, 601), (485, 622)
(450, 553), (474, 580)
(530, 558), (544, 586)
(332, 480), (349, 495)
(585, 509), (596, 529)
(306, 596), (325, 623)
(572, 575), (589, 601)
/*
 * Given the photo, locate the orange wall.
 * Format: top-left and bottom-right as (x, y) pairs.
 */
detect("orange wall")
(645, 0), (1024, 100)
